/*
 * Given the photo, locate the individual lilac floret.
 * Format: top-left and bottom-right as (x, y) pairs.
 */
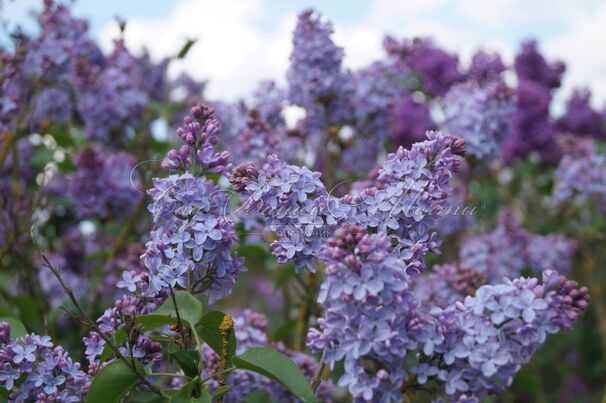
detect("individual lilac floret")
(443, 81), (514, 160)
(68, 146), (142, 219)
(556, 88), (606, 139)
(514, 40), (565, 90)
(0, 327), (90, 401)
(552, 138), (606, 209)
(201, 309), (333, 402)
(161, 104), (230, 174)
(383, 36), (465, 97)
(467, 50), (506, 83)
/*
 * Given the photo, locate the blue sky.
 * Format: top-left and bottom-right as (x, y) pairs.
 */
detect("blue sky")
(2, 0), (606, 104)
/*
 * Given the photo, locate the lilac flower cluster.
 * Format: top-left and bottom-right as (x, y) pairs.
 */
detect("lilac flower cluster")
(466, 50), (506, 83)
(83, 292), (164, 368)
(161, 104), (230, 173)
(286, 9), (348, 130)
(414, 269), (589, 401)
(307, 226), (418, 401)
(0, 324), (90, 402)
(77, 41), (148, 142)
(413, 264), (485, 309)
(201, 309), (332, 402)
(383, 36), (464, 97)
(67, 146), (142, 219)
(556, 88), (606, 139)
(503, 40), (565, 163)
(443, 81), (514, 160)
(229, 155), (335, 271)
(231, 130), (464, 273)
(552, 138), (606, 208)
(308, 225), (589, 402)
(145, 105), (245, 303)
(459, 209), (576, 282)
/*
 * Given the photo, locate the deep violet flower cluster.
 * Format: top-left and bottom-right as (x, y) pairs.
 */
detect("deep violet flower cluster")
(308, 225), (589, 402)
(552, 138), (606, 208)
(466, 50), (506, 83)
(144, 105), (245, 303)
(443, 81), (514, 160)
(557, 88), (606, 139)
(459, 209), (576, 283)
(67, 146), (142, 219)
(383, 36), (465, 97)
(200, 309), (332, 402)
(0, 324), (90, 402)
(504, 40), (565, 163)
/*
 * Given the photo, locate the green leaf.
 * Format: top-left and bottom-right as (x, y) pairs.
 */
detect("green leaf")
(0, 317), (27, 339)
(242, 390), (270, 403)
(136, 314), (177, 332)
(170, 379), (210, 403)
(171, 350), (200, 378)
(0, 305), (17, 318)
(85, 360), (140, 403)
(15, 295), (43, 333)
(155, 290), (203, 328)
(197, 311), (236, 365)
(176, 38), (197, 59)
(212, 385), (231, 400)
(233, 347), (316, 403)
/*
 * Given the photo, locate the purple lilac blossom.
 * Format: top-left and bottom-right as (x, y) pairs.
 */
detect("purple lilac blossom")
(0, 327), (90, 401)
(230, 130), (464, 273)
(383, 36), (465, 97)
(77, 41), (147, 142)
(68, 146), (142, 219)
(443, 81), (514, 160)
(459, 209), (576, 282)
(556, 88), (606, 138)
(466, 50), (506, 83)
(552, 138), (606, 209)
(391, 93), (434, 147)
(502, 79), (560, 163)
(309, 225), (587, 401)
(514, 40), (565, 90)
(145, 105), (245, 303)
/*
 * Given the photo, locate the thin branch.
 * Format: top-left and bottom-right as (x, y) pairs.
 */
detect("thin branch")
(42, 254), (166, 398)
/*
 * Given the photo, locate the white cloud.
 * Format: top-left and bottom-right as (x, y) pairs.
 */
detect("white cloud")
(96, 0), (606, 106)
(545, 1), (606, 106)
(99, 0), (294, 101)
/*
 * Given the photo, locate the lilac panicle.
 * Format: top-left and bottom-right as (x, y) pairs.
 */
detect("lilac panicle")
(0, 327), (90, 401)
(556, 88), (606, 139)
(443, 81), (514, 160)
(145, 103), (244, 303)
(514, 40), (565, 90)
(383, 36), (465, 97)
